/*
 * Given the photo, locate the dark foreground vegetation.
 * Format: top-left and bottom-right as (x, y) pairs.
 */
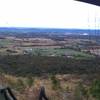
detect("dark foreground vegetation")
(0, 55), (100, 76)
(0, 55), (100, 100)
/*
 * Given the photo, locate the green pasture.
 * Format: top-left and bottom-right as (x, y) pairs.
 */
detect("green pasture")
(0, 39), (14, 46)
(22, 47), (94, 59)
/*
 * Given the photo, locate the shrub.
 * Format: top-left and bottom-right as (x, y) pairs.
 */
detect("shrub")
(50, 75), (61, 90)
(90, 79), (100, 100)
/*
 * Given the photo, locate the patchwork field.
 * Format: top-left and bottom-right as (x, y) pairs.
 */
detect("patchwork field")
(0, 37), (95, 59)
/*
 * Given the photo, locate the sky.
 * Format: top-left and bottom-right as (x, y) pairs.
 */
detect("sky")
(0, 0), (100, 29)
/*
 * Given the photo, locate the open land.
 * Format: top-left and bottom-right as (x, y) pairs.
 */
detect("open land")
(0, 28), (100, 100)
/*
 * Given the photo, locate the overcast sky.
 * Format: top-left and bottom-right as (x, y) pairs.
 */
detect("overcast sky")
(0, 0), (100, 29)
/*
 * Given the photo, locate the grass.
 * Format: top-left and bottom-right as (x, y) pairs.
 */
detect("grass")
(23, 47), (94, 59)
(0, 39), (94, 59)
(0, 39), (14, 46)
(0, 73), (99, 100)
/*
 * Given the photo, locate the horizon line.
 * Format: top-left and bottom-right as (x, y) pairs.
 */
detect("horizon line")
(0, 26), (100, 30)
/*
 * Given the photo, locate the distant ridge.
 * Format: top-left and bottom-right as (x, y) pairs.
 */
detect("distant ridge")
(0, 27), (100, 36)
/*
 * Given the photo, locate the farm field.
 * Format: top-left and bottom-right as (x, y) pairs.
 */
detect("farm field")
(0, 37), (95, 59)
(21, 47), (94, 59)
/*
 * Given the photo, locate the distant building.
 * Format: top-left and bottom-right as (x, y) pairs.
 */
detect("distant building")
(63, 53), (74, 58)
(23, 48), (33, 54)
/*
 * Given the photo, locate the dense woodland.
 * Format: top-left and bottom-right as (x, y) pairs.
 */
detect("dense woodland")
(0, 55), (100, 76)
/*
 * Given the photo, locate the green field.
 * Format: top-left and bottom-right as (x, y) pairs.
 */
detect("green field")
(0, 39), (14, 46)
(23, 47), (94, 59)
(0, 39), (94, 59)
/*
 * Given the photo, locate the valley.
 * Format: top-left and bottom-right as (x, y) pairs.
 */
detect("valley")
(0, 28), (100, 100)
